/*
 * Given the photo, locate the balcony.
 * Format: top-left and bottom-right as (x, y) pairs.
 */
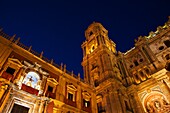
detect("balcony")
(64, 98), (76, 107)
(82, 106), (91, 113)
(1, 72), (13, 81)
(98, 107), (106, 113)
(21, 84), (39, 96)
(45, 91), (56, 99)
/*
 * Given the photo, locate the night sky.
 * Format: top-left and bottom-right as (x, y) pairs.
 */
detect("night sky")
(0, 0), (170, 78)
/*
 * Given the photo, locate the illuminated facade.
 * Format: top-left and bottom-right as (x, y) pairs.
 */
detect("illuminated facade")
(0, 17), (170, 113)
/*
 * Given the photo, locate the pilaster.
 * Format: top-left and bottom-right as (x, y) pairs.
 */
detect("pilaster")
(0, 86), (11, 113)
(110, 91), (123, 113)
(128, 85), (145, 113)
(76, 83), (81, 111)
(91, 91), (97, 113)
(58, 75), (66, 102)
(0, 47), (12, 69)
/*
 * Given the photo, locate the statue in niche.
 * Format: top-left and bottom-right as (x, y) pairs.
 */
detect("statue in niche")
(146, 102), (154, 113)
(154, 101), (161, 109)
(146, 97), (170, 113)
(23, 71), (40, 89)
(26, 76), (33, 87)
(162, 98), (170, 112)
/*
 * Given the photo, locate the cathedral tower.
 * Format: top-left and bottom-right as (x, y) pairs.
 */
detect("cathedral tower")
(81, 22), (128, 113)
(81, 22), (119, 85)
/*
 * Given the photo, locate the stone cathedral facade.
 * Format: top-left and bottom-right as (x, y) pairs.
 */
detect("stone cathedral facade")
(0, 17), (170, 113)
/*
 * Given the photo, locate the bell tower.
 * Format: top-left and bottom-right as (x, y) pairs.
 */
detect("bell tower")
(81, 22), (120, 85)
(81, 22), (126, 113)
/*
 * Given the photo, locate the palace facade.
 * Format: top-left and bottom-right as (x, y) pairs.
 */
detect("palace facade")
(0, 17), (170, 113)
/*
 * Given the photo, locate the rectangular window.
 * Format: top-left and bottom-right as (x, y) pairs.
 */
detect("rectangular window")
(97, 102), (105, 112)
(94, 80), (99, 87)
(48, 86), (53, 92)
(68, 93), (73, 101)
(6, 67), (15, 75)
(83, 99), (90, 107)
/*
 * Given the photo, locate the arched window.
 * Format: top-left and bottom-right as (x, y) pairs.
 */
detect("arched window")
(166, 62), (170, 71)
(165, 54), (170, 60)
(134, 60), (139, 66)
(94, 80), (99, 87)
(164, 40), (170, 47)
(23, 71), (40, 89)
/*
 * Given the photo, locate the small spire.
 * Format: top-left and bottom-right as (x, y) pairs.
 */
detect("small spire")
(28, 46), (32, 51)
(15, 37), (20, 44)
(71, 71), (74, 76)
(64, 64), (66, 72)
(60, 63), (63, 70)
(40, 51), (43, 58)
(10, 34), (16, 41)
(78, 73), (80, 80)
(50, 59), (53, 64)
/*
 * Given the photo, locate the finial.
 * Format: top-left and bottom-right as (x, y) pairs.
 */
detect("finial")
(71, 71), (74, 76)
(10, 34), (16, 41)
(50, 59), (54, 64)
(78, 73), (80, 80)
(64, 64), (66, 72)
(15, 37), (20, 44)
(28, 46), (32, 51)
(40, 51), (43, 58)
(60, 63), (63, 70)
(156, 26), (163, 33)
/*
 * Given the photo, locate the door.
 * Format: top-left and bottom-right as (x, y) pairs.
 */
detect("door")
(11, 104), (29, 113)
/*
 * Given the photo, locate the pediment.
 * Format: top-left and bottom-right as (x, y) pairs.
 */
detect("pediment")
(82, 91), (91, 97)
(8, 58), (22, 66)
(67, 84), (77, 91)
(47, 78), (58, 85)
(96, 94), (103, 99)
(82, 91), (91, 101)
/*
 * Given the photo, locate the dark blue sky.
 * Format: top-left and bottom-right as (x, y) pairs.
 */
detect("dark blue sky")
(0, 0), (170, 78)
